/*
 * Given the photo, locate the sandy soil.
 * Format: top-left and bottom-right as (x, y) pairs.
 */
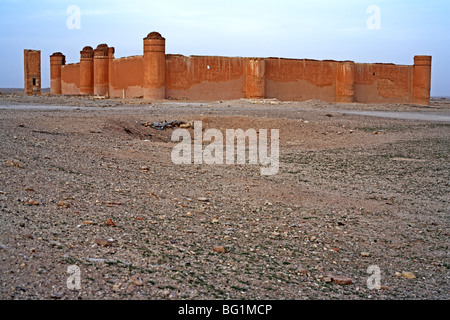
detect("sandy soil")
(0, 92), (448, 300)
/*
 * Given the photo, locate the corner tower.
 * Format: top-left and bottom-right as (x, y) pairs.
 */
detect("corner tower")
(413, 55), (432, 106)
(24, 49), (41, 95)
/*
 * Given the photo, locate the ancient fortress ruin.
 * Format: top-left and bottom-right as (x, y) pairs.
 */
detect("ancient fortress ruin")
(26, 32), (432, 105)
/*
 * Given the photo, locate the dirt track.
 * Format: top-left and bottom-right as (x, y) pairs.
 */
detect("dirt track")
(0, 93), (449, 300)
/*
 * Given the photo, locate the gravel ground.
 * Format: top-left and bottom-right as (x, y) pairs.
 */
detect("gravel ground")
(0, 93), (448, 300)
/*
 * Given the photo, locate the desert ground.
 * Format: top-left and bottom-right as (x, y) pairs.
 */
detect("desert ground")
(0, 92), (448, 300)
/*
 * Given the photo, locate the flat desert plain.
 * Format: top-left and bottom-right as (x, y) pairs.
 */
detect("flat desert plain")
(0, 93), (449, 300)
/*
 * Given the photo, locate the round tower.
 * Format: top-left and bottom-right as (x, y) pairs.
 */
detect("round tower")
(80, 46), (94, 95)
(93, 44), (110, 96)
(143, 32), (166, 100)
(413, 55), (432, 106)
(50, 52), (65, 95)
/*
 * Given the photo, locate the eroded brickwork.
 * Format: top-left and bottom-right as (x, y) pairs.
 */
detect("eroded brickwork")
(24, 50), (41, 95)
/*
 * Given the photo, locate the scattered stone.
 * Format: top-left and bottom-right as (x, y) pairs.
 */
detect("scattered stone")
(361, 252), (371, 257)
(106, 201), (122, 206)
(271, 232), (281, 237)
(83, 221), (94, 225)
(27, 199), (39, 206)
(50, 293), (62, 299)
(180, 123), (192, 128)
(113, 283), (122, 292)
(106, 218), (116, 227)
(95, 239), (114, 247)
(395, 272), (402, 277)
(6, 160), (24, 169)
(131, 275), (144, 286)
(49, 240), (63, 248)
(86, 258), (106, 263)
(297, 266), (309, 275)
(213, 246), (226, 253)
(325, 273), (353, 285)
(198, 197), (208, 202)
(125, 284), (135, 294)
(402, 271), (416, 279)
(58, 201), (71, 208)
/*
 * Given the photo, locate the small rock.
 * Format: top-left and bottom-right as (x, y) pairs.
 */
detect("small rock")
(297, 266), (309, 275)
(6, 160), (24, 169)
(113, 283), (122, 292)
(106, 218), (116, 227)
(58, 201), (71, 208)
(50, 293), (62, 299)
(125, 284), (135, 294)
(395, 272), (402, 277)
(325, 273), (353, 285)
(402, 271), (416, 279)
(27, 199), (39, 206)
(83, 221), (94, 225)
(49, 240), (63, 248)
(213, 246), (226, 253)
(198, 197), (208, 202)
(361, 252), (370, 257)
(271, 232), (281, 237)
(95, 239), (114, 247)
(131, 275), (144, 286)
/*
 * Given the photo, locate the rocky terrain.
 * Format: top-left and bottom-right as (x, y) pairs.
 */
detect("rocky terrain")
(0, 93), (448, 300)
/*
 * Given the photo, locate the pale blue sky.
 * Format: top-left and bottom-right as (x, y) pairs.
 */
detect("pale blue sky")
(1, 0), (448, 96)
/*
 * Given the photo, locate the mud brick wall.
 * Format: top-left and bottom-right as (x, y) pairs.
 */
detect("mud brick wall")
(49, 32), (432, 105)
(60, 63), (80, 95)
(165, 55), (247, 100)
(109, 55), (144, 99)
